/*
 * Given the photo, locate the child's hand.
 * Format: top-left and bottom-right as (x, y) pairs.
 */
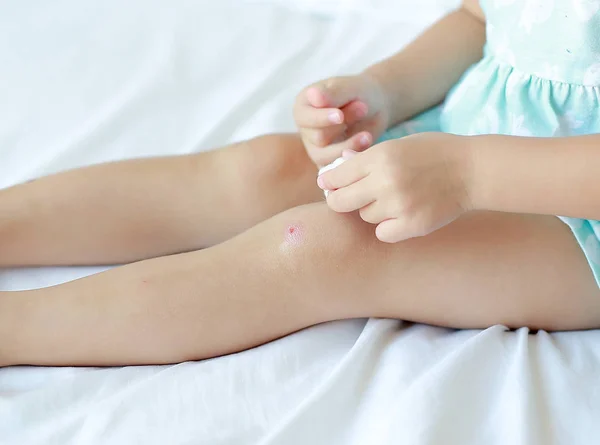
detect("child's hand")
(294, 74), (390, 167)
(317, 133), (474, 242)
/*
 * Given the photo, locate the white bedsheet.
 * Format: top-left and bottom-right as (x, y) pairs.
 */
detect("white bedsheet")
(1, 1), (600, 444)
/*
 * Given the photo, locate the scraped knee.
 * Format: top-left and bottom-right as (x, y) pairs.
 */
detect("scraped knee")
(275, 203), (379, 261)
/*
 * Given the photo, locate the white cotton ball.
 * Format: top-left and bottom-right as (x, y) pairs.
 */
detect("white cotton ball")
(318, 157), (346, 197)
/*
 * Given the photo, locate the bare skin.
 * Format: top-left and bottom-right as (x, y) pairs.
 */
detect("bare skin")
(1, 134), (599, 367)
(1, 0), (599, 367)
(0, 135), (321, 266)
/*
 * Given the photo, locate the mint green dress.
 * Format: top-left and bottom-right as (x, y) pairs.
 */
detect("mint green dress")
(379, 0), (600, 286)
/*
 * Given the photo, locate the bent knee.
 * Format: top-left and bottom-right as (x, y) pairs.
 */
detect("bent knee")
(225, 134), (321, 216)
(235, 134), (315, 187)
(273, 203), (382, 268)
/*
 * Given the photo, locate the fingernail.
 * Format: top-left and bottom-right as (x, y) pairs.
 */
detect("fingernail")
(342, 149), (358, 159)
(317, 175), (326, 189)
(328, 112), (343, 124)
(360, 134), (371, 146)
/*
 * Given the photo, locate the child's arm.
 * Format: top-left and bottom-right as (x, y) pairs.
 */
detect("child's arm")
(470, 134), (600, 220)
(365, 0), (486, 126)
(294, 1), (485, 166)
(317, 131), (600, 243)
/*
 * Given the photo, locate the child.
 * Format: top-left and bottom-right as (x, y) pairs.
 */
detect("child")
(1, 0), (599, 367)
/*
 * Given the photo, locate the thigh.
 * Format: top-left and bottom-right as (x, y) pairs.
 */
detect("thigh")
(215, 134), (323, 231)
(9, 203), (597, 366)
(272, 204), (600, 331)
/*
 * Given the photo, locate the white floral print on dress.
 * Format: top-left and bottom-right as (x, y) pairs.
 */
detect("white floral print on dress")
(583, 62), (600, 85)
(509, 114), (532, 136)
(554, 111), (587, 136)
(493, 0), (518, 8)
(534, 63), (561, 81)
(471, 106), (500, 135)
(443, 73), (477, 113)
(519, 0), (555, 33)
(571, 0), (600, 21)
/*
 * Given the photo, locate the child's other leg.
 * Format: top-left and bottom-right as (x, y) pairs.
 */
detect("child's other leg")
(2, 204), (599, 367)
(0, 134), (321, 267)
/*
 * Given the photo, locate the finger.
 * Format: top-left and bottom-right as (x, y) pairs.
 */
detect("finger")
(305, 86), (330, 108)
(358, 201), (389, 224)
(346, 113), (387, 145)
(317, 147), (369, 191)
(308, 78), (360, 109)
(318, 131), (372, 158)
(294, 105), (344, 128)
(375, 216), (433, 243)
(306, 132), (371, 168)
(340, 100), (368, 126)
(375, 219), (409, 243)
(310, 144), (351, 168)
(302, 125), (347, 148)
(326, 177), (376, 213)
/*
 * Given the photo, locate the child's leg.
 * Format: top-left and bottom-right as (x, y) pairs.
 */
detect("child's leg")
(2, 203), (599, 367)
(0, 134), (320, 267)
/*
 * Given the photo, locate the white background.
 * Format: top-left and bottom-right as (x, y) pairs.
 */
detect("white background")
(2, 1), (600, 444)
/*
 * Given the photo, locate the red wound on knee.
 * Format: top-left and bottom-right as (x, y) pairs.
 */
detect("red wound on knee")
(284, 224), (304, 245)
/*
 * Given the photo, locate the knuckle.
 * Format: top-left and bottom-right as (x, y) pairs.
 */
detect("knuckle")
(379, 167), (399, 192)
(395, 192), (423, 218)
(388, 197), (407, 217)
(322, 77), (338, 90)
(323, 76), (347, 93)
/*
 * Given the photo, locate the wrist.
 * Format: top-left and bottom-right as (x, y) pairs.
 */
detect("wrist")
(440, 134), (477, 213)
(461, 134), (497, 212)
(360, 68), (392, 129)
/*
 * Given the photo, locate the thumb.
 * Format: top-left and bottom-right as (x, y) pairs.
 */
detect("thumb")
(308, 77), (362, 109)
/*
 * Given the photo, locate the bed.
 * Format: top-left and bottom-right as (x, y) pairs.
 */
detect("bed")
(2, 0), (600, 443)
